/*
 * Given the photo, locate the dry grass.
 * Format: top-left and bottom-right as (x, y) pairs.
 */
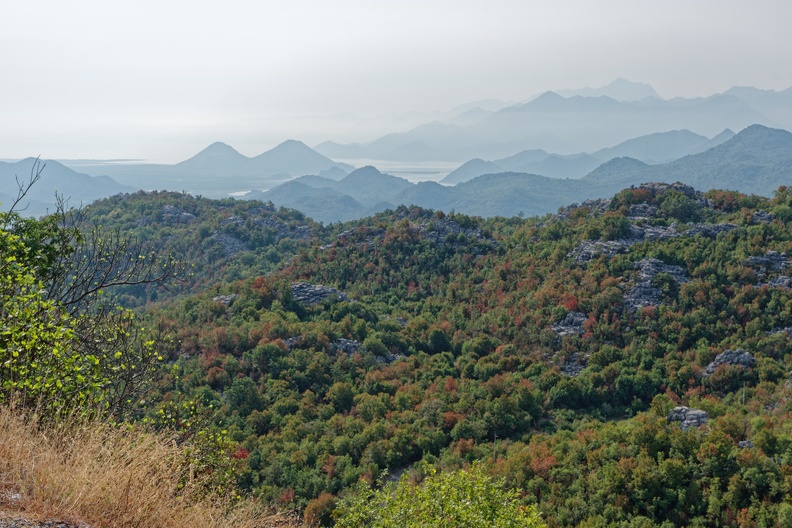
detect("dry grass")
(0, 406), (303, 528)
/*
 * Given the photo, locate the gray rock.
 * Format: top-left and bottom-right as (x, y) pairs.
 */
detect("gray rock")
(752, 210), (774, 224)
(212, 294), (237, 306)
(420, 218), (496, 251)
(685, 223), (737, 238)
(552, 311), (587, 337)
(161, 204), (195, 224)
(333, 338), (363, 354)
(634, 258), (689, 284)
(703, 349), (755, 376)
(568, 239), (632, 263)
(639, 223), (680, 241)
(568, 224), (678, 264)
(627, 203), (659, 219)
(747, 251), (789, 272)
(667, 406), (709, 431)
(738, 440), (754, 449)
(769, 326), (792, 336)
(760, 276), (792, 289)
(624, 258), (688, 311)
(291, 282), (349, 306)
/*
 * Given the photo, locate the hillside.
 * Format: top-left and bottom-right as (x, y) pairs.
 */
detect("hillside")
(80, 191), (329, 305)
(586, 124), (792, 195)
(97, 181), (792, 526)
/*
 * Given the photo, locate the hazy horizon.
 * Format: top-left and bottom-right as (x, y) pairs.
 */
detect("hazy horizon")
(3, 0), (791, 163)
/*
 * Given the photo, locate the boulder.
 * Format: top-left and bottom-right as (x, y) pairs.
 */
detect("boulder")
(161, 204), (196, 224)
(212, 294), (237, 306)
(420, 218), (497, 251)
(552, 311), (587, 337)
(291, 282), (349, 306)
(667, 406), (709, 431)
(703, 349), (755, 376)
(738, 440), (754, 449)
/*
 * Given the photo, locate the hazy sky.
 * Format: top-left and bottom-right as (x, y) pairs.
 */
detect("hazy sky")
(2, 0), (791, 162)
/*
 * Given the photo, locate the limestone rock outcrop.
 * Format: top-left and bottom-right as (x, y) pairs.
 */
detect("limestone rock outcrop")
(291, 282), (349, 306)
(703, 349), (755, 376)
(667, 406), (709, 431)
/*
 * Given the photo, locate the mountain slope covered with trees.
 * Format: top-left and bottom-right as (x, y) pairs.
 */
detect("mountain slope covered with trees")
(83, 182), (792, 526)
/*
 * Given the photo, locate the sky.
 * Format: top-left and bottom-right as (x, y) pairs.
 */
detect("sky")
(2, 0), (791, 163)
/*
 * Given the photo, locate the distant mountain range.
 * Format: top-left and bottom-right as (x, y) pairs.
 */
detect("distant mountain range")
(0, 158), (133, 217)
(314, 81), (791, 162)
(254, 125), (792, 223)
(66, 140), (352, 198)
(441, 128), (736, 184)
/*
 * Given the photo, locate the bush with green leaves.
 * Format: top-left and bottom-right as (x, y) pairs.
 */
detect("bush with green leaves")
(1, 188), (177, 419)
(333, 463), (545, 528)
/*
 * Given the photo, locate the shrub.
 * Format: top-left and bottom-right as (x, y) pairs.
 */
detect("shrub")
(333, 463), (545, 527)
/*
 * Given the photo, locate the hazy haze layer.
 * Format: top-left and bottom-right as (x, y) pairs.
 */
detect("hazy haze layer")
(2, 0), (791, 162)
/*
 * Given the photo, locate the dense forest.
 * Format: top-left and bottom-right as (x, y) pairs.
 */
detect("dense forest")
(4, 181), (792, 526)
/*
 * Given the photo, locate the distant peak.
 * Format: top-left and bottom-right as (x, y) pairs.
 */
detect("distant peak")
(277, 139), (309, 148)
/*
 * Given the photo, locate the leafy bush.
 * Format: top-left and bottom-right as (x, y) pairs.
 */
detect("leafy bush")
(333, 464), (545, 527)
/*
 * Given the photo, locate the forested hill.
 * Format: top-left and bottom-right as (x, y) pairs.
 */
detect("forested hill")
(80, 191), (329, 305)
(110, 182), (792, 526)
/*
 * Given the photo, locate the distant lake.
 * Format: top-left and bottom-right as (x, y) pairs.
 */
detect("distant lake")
(337, 159), (459, 183)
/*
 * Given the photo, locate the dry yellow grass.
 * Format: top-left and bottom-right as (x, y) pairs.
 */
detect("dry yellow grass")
(0, 406), (303, 528)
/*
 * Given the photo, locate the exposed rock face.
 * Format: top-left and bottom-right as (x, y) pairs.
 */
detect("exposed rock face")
(627, 203), (659, 219)
(769, 326), (792, 336)
(685, 223), (737, 238)
(212, 294), (237, 306)
(161, 204), (196, 224)
(703, 349), (755, 376)
(638, 224), (680, 241)
(333, 338), (363, 354)
(624, 258), (688, 311)
(667, 406), (709, 431)
(738, 440), (754, 449)
(568, 224), (680, 264)
(569, 239), (631, 263)
(221, 215), (245, 227)
(291, 282), (349, 306)
(760, 276), (792, 288)
(752, 210), (774, 224)
(553, 311), (587, 337)
(420, 218), (496, 250)
(747, 251), (789, 272)
(209, 233), (248, 256)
